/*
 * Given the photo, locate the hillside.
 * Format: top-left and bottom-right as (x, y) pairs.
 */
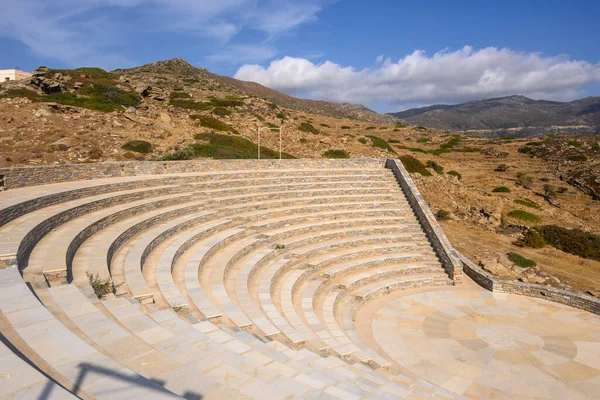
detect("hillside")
(0, 57), (599, 297)
(389, 95), (600, 137)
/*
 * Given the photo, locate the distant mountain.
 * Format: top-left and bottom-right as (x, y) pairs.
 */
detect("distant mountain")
(388, 95), (600, 137)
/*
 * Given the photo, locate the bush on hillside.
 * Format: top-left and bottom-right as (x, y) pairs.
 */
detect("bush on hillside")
(366, 135), (397, 154)
(567, 155), (588, 162)
(426, 160), (444, 174)
(417, 137), (431, 143)
(492, 186), (511, 193)
(514, 199), (542, 210)
(121, 140), (152, 154)
(190, 115), (231, 132)
(507, 210), (542, 223)
(436, 209), (450, 221)
(516, 229), (547, 248)
(507, 252), (536, 268)
(534, 225), (600, 261)
(516, 172), (533, 188)
(494, 164), (508, 172)
(298, 122), (320, 134)
(322, 149), (349, 159)
(447, 170), (462, 180)
(212, 107), (232, 117)
(400, 155), (432, 176)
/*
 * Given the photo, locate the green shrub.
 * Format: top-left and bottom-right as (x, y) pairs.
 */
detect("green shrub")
(409, 147), (428, 153)
(514, 199), (542, 210)
(426, 160), (444, 174)
(526, 141), (544, 146)
(190, 115), (231, 132)
(45, 84), (141, 112)
(395, 122), (406, 128)
(516, 229), (547, 248)
(567, 155), (588, 162)
(436, 209), (450, 221)
(188, 132), (294, 159)
(212, 107), (232, 117)
(269, 103), (278, 110)
(0, 88), (42, 101)
(158, 147), (196, 161)
(492, 186), (511, 193)
(507, 210), (542, 223)
(341, 126), (351, 129)
(495, 164), (508, 172)
(170, 99), (213, 111)
(388, 139), (401, 143)
(417, 137), (431, 144)
(534, 225), (600, 261)
(322, 149), (349, 159)
(209, 98), (243, 107)
(366, 135), (397, 154)
(518, 146), (535, 154)
(400, 155), (432, 176)
(254, 114), (265, 121)
(320, 123), (330, 128)
(121, 140), (152, 154)
(507, 252), (537, 268)
(499, 136), (516, 140)
(170, 91), (192, 99)
(86, 272), (121, 299)
(366, 126), (376, 130)
(298, 122), (320, 134)
(415, 126), (428, 131)
(516, 172), (533, 188)
(299, 138), (307, 143)
(568, 140), (582, 147)
(276, 113), (286, 119)
(72, 67), (112, 79)
(447, 170), (462, 180)
(358, 137), (368, 144)
(459, 147), (477, 153)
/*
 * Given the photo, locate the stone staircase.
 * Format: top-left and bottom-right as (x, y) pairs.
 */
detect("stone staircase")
(0, 160), (463, 399)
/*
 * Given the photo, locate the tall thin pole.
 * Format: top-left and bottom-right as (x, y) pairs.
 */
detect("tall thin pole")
(257, 125), (261, 160)
(279, 125), (282, 160)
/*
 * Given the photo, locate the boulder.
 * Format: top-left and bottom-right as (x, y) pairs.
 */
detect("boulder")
(479, 258), (514, 279)
(34, 109), (51, 118)
(50, 138), (76, 151)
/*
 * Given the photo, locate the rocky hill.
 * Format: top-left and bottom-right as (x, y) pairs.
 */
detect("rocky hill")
(0, 59), (599, 297)
(389, 95), (600, 137)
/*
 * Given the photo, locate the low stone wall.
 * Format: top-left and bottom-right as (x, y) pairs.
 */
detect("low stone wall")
(459, 252), (600, 315)
(385, 159), (463, 283)
(0, 159), (386, 190)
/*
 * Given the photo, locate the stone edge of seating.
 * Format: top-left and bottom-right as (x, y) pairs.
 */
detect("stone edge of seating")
(385, 158), (462, 284)
(0, 159), (387, 190)
(458, 251), (600, 315)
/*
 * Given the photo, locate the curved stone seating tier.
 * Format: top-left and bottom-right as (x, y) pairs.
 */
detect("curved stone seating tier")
(0, 162), (480, 399)
(0, 267), (180, 399)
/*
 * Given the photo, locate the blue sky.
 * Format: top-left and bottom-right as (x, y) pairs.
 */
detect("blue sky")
(2, 0), (599, 112)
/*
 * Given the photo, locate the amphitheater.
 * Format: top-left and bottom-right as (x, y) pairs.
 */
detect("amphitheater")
(0, 158), (599, 400)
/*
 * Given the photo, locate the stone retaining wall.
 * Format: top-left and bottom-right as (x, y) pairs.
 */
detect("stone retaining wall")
(0, 159), (386, 189)
(459, 252), (600, 315)
(385, 159), (463, 283)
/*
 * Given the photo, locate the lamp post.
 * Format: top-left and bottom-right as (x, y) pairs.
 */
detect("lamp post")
(279, 118), (283, 160)
(257, 125), (271, 160)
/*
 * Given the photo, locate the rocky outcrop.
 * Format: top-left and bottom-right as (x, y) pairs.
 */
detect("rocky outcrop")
(30, 67), (68, 94)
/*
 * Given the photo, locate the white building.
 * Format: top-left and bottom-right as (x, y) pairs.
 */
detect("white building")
(0, 69), (31, 82)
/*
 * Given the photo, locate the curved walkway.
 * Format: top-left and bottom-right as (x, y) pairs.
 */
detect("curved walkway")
(369, 277), (600, 399)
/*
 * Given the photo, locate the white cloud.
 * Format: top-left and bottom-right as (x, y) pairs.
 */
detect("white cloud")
(235, 46), (600, 110)
(0, 0), (326, 68)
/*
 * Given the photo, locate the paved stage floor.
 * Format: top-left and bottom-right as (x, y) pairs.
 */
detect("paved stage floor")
(371, 284), (600, 399)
